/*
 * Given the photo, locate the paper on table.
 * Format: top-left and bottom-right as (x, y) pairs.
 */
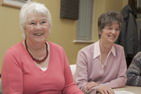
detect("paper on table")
(114, 90), (135, 94)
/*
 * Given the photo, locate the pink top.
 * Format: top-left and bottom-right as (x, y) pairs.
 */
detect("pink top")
(75, 41), (127, 93)
(2, 41), (83, 94)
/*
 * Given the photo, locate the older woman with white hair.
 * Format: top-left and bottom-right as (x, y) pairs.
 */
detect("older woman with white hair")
(1, 2), (83, 94)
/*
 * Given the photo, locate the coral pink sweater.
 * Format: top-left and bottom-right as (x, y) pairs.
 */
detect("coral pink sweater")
(2, 41), (83, 94)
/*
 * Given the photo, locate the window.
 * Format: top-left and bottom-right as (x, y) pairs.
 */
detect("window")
(74, 0), (94, 43)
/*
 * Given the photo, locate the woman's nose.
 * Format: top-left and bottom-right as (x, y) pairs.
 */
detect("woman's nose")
(35, 23), (42, 30)
(111, 29), (119, 33)
(112, 29), (116, 33)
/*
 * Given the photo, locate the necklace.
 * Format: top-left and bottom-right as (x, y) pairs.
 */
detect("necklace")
(25, 40), (48, 63)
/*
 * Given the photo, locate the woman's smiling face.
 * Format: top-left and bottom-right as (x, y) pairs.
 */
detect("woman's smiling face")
(25, 13), (49, 44)
(100, 21), (120, 44)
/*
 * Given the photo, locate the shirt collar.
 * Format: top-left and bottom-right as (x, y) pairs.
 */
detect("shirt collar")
(93, 41), (116, 59)
(93, 41), (100, 59)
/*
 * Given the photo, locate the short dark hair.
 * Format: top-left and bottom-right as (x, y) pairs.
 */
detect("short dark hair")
(98, 11), (123, 32)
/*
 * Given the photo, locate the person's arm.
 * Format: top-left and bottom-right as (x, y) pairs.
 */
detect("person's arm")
(61, 49), (83, 94)
(127, 52), (141, 86)
(2, 49), (23, 94)
(75, 50), (97, 94)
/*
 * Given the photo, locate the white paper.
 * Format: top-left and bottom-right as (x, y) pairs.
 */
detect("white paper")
(114, 90), (135, 94)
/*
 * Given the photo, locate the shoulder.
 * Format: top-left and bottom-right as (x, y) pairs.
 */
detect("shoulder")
(114, 44), (124, 49)
(48, 41), (64, 50)
(4, 42), (23, 56)
(79, 43), (94, 53)
(3, 42), (24, 65)
(134, 52), (141, 57)
(128, 52), (141, 71)
(77, 43), (94, 59)
(114, 44), (125, 53)
(48, 41), (66, 56)
(133, 52), (141, 62)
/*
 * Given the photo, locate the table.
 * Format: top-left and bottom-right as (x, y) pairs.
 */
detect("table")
(114, 86), (141, 94)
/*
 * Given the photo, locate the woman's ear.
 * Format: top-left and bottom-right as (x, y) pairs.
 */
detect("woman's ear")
(99, 31), (102, 35)
(98, 31), (101, 39)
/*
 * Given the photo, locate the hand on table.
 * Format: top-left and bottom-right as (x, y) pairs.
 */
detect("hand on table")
(84, 82), (98, 91)
(96, 85), (115, 94)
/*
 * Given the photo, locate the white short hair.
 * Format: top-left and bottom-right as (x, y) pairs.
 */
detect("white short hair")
(19, 2), (52, 34)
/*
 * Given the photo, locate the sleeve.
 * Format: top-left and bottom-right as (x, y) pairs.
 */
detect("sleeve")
(99, 48), (127, 88)
(1, 49), (23, 94)
(61, 49), (84, 94)
(126, 53), (141, 86)
(74, 50), (97, 94)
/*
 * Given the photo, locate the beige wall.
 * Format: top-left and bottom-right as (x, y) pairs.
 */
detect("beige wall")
(105, 0), (123, 11)
(0, 0), (128, 71)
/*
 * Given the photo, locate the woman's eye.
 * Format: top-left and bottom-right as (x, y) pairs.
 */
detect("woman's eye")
(30, 22), (36, 25)
(41, 21), (46, 24)
(115, 29), (119, 32)
(108, 28), (112, 30)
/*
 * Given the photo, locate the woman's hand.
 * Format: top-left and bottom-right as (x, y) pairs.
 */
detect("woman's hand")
(84, 82), (98, 91)
(96, 85), (115, 94)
